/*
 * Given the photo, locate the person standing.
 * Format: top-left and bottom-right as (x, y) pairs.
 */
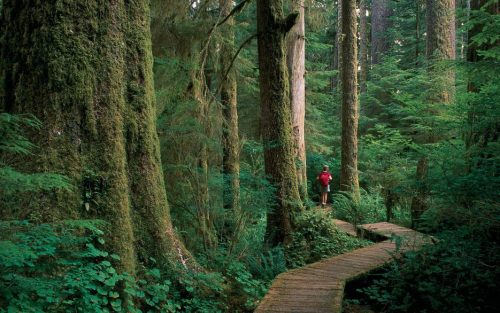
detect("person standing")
(317, 165), (333, 206)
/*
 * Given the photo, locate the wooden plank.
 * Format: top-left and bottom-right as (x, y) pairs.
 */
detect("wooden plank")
(333, 219), (357, 236)
(256, 221), (430, 313)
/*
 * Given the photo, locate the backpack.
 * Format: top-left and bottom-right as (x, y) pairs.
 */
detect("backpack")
(319, 172), (330, 187)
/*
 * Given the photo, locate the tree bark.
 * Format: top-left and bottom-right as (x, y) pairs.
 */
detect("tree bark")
(219, 0), (241, 249)
(286, 0), (307, 199)
(371, 0), (391, 65)
(340, 0), (360, 197)
(359, 0), (368, 93)
(426, 0), (456, 103)
(257, 0), (302, 246)
(411, 0), (456, 226)
(332, 0), (343, 88)
(1, 1), (195, 272)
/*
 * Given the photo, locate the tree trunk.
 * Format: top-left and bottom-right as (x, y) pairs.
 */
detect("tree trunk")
(359, 0), (368, 93)
(287, 0), (307, 199)
(339, 0), (360, 198)
(411, 0), (456, 226)
(219, 0), (241, 246)
(257, 0), (302, 246)
(1, 1), (195, 272)
(415, 0), (422, 66)
(426, 0), (456, 103)
(371, 0), (391, 65)
(332, 0), (343, 88)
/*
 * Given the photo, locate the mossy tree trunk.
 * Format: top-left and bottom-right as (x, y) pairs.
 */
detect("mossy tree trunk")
(286, 0), (307, 199)
(219, 0), (241, 249)
(371, 0), (391, 65)
(257, 0), (302, 246)
(411, 0), (456, 227)
(1, 1), (195, 273)
(339, 0), (360, 198)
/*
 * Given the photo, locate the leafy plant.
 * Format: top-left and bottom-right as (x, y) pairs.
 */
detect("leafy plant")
(285, 210), (369, 268)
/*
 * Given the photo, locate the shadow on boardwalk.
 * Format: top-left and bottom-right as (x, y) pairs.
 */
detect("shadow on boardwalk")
(255, 218), (432, 313)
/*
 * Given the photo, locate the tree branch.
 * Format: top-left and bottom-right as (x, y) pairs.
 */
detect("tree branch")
(216, 0), (252, 27)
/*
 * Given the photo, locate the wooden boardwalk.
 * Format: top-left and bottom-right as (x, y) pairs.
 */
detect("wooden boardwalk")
(255, 221), (431, 313)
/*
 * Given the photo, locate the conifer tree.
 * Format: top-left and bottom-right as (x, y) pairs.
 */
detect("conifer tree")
(257, 0), (302, 246)
(287, 0), (307, 198)
(359, 0), (369, 93)
(411, 0), (456, 225)
(1, 0), (194, 272)
(340, 0), (360, 197)
(371, 0), (391, 64)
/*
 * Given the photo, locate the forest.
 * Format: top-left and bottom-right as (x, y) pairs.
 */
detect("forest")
(0, 0), (498, 312)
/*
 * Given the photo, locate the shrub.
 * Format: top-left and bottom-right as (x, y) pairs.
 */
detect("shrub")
(285, 210), (370, 268)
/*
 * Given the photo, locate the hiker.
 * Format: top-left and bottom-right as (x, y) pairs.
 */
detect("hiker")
(317, 165), (332, 206)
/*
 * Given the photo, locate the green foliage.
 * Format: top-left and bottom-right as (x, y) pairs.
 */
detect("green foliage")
(285, 210), (370, 268)
(0, 114), (70, 196)
(246, 246), (287, 282)
(0, 220), (180, 313)
(362, 226), (499, 313)
(332, 189), (387, 226)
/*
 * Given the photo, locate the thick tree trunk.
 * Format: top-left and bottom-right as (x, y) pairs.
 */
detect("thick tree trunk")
(1, 1), (194, 272)
(257, 0), (302, 246)
(219, 0), (241, 249)
(287, 0), (307, 199)
(339, 0), (360, 197)
(371, 0), (391, 65)
(359, 0), (368, 93)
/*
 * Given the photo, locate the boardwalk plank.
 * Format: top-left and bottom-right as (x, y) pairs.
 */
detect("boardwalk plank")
(256, 220), (430, 313)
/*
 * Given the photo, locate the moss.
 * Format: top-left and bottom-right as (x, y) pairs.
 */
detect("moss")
(1, 0), (195, 274)
(257, 0), (303, 246)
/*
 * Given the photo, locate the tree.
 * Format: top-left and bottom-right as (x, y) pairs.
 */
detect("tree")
(340, 0), (360, 197)
(464, 0), (499, 171)
(1, 0), (194, 273)
(332, 0), (343, 88)
(371, 0), (391, 65)
(287, 0), (307, 198)
(257, 0), (302, 246)
(426, 0), (456, 103)
(359, 0), (369, 93)
(411, 0), (456, 226)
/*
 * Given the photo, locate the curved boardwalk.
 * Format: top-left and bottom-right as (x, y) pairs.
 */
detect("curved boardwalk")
(255, 221), (431, 313)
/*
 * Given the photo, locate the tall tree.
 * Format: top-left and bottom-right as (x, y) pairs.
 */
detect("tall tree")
(411, 0), (456, 226)
(359, 0), (368, 93)
(371, 0), (391, 65)
(340, 0), (360, 196)
(464, 0), (499, 170)
(287, 0), (307, 198)
(1, 0), (194, 272)
(332, 0), (343, 88)
(219, 0), (241, 247)
(257, 0), (302, 246)
(426, 0), (456, 103)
